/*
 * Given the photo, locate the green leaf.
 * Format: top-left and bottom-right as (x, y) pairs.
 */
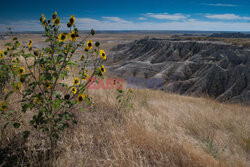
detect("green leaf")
(53, 99), (62, 110)
(3, 122), (9, 130)
(52, 133), (59, 139)
(80, 108), (86, 112)
(23, 131), (30, 139)
(85, 96), (92, 105)
(73, 120), (77, 125)
(45, 47), (51, 53)
(13, 122), (21, 128)
(59, 83), (67, 87)
(116, 94), (122, 99)
(22, 103), (30, 113)
(117, 89), (123, 93)
(23, 53), (33, 58)
(4, 43), (11, 47)
(4, 90), (14, 100)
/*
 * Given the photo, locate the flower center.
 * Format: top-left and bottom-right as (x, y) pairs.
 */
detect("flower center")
(61, 35), (66, 40)
(55, 18), (60, 24)
(71, 34), (76, 38)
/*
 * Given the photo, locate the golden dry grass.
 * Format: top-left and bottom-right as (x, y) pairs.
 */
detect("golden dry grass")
(48, 87), (249, 167)
(1, 66), (250, 166)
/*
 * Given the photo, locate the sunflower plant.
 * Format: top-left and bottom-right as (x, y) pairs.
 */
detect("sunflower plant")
(0, 12), (108, 149)
(0, 50), (10, 92)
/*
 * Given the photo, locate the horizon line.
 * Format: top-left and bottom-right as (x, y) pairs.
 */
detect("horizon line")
(1, 30), (250, 34)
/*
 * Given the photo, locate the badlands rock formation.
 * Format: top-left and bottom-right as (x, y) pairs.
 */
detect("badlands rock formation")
(109, 37), (250, 104)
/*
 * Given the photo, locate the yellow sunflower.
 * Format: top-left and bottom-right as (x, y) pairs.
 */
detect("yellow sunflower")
(73, 77), (80, 85)
(40, 14), (47, 27)
(86, 40), (93, 50)
(7, 47), (11, 52)
(128, 89), (133, 93)
(14, 82), (22, 92)
(18, 67), (25, 75)
(53, 17), (61, 26)
(0, 101), (8, 111)
(69, 15), (75, 25)
(99, 50), (107, 60)
(41, 65), (45, 71)
(0, 50), (4, 59)
(34, 97), (38, 104)
(42, 19), (47, 27)
(77, 94), (85, 103)
(45, 81), (51, 90)
(99, 65), (106, 74)
(11, 59), (17, 63)
(80, 54), (84, 60)
(52, 11), (57, 19)
(58, 33), (67, 42)
(12, 65), (17, 70)
(71, 87), (77, 94)
(82, 73), (88, 80)
(4, 89), (8, 93)
(65, 66), (69, 71)
(18, 41), (22, 47)
(27, 40), (32, 48)
(69, 31), (78, 42)
(12, 37), (17, 41)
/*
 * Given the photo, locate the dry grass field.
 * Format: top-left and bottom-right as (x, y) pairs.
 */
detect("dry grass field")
(1, 72), (249, 166)
(52, 76), (250, 166)
(0, 34), (249, 167)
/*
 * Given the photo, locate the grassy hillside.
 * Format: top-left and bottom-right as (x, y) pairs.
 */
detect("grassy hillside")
(1, 73), (249, 166)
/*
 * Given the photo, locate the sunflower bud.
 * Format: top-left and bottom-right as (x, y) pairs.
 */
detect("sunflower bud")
(52, 11), (57, 19)
(64, 94), (70, 100)
(34, 50), (40, 56)
(91, 29), (95, 35)
(95, 41), (100, 47)
(67, 22), (72, 28)
(20, 77), (25, 83)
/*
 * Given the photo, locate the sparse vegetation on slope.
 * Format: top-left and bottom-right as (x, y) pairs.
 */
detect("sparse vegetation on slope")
(1, 78), (249, 166)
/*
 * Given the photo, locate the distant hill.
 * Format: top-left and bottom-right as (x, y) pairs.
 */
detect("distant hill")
(109, 37), (250, 104)
(210, 32), (250, 38)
